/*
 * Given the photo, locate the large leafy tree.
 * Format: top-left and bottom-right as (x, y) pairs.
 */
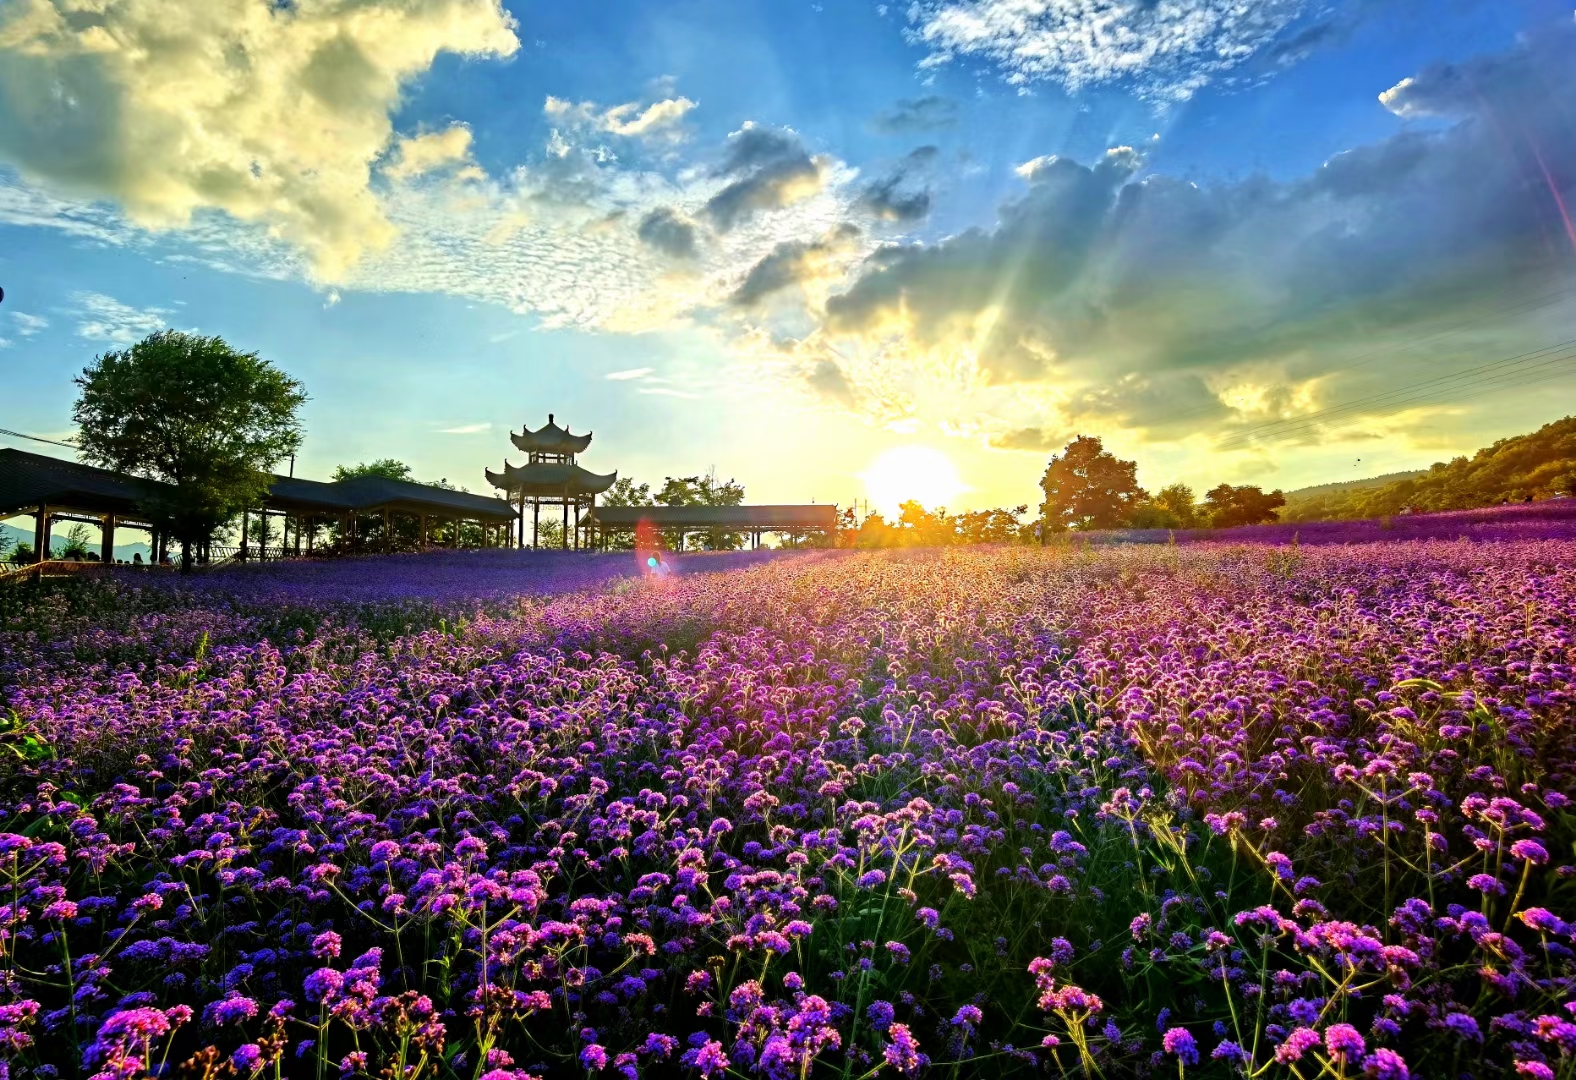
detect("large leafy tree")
(1039, 435), (1146, 531)
(1203, 483), (1286, 528)
(657, 471), (746, 550)
(73, 330), (306, 571)
(332, 459), (412, 482)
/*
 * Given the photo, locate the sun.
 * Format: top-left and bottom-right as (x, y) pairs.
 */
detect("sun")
(862, 446), (966, 517)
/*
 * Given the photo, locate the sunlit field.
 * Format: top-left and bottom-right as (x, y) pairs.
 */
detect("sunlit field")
(2, 517), (1573, 1079)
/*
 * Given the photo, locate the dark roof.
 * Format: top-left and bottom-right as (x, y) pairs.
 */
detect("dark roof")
(0, 448), (165, 519)
(511, 414), (594, 456)
(269, 475), (517, 521)
(586, 504), (837, 529)
(1, 448), (516, 522)
(485, 460), (618, 497)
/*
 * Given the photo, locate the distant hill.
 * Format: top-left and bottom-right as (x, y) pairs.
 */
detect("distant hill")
(1278, 416), (1576, 523)
(0, 522), (152, 562)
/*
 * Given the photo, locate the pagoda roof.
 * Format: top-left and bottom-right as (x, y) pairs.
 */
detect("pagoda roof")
(485, 460), (618, 497)
(511, 414), (594, 456)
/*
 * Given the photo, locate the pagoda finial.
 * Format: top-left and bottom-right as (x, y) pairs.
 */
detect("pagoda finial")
(548, 413), (554, 425)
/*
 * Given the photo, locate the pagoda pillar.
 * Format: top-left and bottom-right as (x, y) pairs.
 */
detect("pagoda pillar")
(101, 514), (116, 564)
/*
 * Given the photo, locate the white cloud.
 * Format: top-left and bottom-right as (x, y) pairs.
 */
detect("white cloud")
(605, 367), (655, 380)
(637, 387), (700, 398)
(71, 291), (173, 344)
(384, 125), (484, 182)
(438, 422), (492, 434)
(544, 94), (698, 141)
(10, 312), (47, 335)
(0, 0), (519, 280)
(905, 0), (1307, 101)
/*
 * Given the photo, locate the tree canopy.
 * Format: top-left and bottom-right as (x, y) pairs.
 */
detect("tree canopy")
(1039, 435), (1146, 531)
(73, 330), (306, 571)
(1203, 484), (1287, 528)
(332, 459), (413, 483)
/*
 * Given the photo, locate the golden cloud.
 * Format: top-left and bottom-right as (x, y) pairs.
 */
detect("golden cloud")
(0, 0), (519, 280)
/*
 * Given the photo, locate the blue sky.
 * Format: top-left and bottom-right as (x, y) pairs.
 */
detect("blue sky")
(2, 0), (1575, 518)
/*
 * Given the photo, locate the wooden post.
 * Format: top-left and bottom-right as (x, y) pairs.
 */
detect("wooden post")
(533, 500), (540, 549)
(101, 514), (116, 563)
(382, 508), (391, 551)
(561, 495), (568, 550)
(420, 514), (428, 548)
(240, 509), (250, 560)
(33, 504), (48, 564)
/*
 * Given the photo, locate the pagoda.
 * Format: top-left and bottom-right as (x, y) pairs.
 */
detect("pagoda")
(485, 414), (617, 549)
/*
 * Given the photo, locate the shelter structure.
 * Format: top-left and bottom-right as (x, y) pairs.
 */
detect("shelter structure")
(485, 414), (617, 549)
(584, 504), (837, 550)
(1, 447), (517, 565)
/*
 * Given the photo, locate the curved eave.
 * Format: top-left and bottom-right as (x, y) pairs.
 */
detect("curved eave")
(487, 463), (618, 497)
(510, 428), (594, 456)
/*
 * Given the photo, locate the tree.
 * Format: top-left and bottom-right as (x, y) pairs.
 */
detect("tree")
(658, 470), (747, 550)
(1153, 483), (1200, 528)
(1123, 502), (1181, 529)
(602, 477), (654, 507)
(333, 459), (412, 482)
(1203, 484), (1287, 528)
(73, 330), (306, 572)
(1039, 435), (1146, 532)
(955, 505), (1028, 544)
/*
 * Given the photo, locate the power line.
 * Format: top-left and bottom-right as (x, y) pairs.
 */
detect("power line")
(1216, 338), (1576, 451)
(0, 426), (78, 451)
(1159, 282), (1576, 430)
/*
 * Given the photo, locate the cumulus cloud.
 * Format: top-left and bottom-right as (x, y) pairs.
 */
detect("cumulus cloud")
(703, 124), (828, 232)
(871, 95), (959, 134)
(858, 146), (939, 223)
(71, 291), (173, 344)
(730, 223), (862, 307)
(0, 0), (519, 280)
(904, 0), (1308, 101)
(812, 24), (1576, 445)
(805, 357), (858, 407)
(384, 125), (482, 182)
(544, 94), (697, 144)
(636, 206), (700, 258)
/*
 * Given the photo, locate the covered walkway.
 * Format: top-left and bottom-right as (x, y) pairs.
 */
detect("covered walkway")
(1, 448), (518, 564)
(583, 504), (837, 550)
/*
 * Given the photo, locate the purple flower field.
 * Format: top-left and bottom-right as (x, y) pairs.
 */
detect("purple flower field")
(1, 521), (1574, 1079)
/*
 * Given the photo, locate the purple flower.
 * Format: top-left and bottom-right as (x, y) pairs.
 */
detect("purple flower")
(1162, 1028), (1199, 1065)
(232, 1043), (264, 1073)
(311, 931), (342, 959)
(692, 1040), (729, 1078)
(580, 1043), (609, 1071)
(1275, 1028), (1320, 1064)
(884, 1024), (927, 1076)
(203, 994), (259, 1027)
(1511, 840), (1550, 864)
(867, 1001), (895, 1032)
(1443, 1013), (1481, 1042)
(1362, 1048), (1410, 1080)
(1325, 1024), (1365, 1064)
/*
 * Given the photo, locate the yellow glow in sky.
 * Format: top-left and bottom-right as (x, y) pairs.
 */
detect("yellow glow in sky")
(861, 446), (967, 517)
